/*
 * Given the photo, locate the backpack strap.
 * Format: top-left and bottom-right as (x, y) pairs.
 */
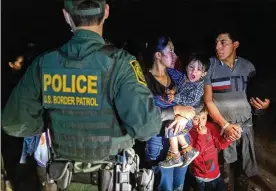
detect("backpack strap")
(98, 44), (119, 109)
(99, 44), (119, 57)
(99, 45), (135, 151)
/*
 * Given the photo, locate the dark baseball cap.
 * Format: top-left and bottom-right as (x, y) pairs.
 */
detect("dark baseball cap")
(64, 0), (105, 16)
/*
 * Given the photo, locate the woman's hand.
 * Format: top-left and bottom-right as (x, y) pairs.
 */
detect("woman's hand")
(168, 115), (189, 135)
(173, 105), (195, 120)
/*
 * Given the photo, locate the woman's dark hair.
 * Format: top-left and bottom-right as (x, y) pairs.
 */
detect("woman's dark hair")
(142, 36), (171, 71)
(187, 52), (210, 72)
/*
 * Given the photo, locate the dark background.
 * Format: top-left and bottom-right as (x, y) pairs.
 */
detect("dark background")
(1, 1), (276, 190)
(2, 0), (276, 75)
(2, 0), (276, 101)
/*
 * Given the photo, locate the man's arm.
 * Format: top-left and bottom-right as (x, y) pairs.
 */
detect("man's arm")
(208, 122), (232, 150)
(203, 59), (227, 128)
(204, 85), (227, 128)
(246, 62), (270, 113)
(113, 59), (162, 141)
(204, 85), (241, 140)
(2, 58), (44, 137)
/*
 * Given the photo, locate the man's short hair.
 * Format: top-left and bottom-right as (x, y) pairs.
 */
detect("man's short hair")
(215, 27), (240, 42)
(65, 0), (106, 26)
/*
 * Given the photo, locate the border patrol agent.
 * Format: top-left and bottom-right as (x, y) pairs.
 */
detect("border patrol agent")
(2, 0), (162, 190)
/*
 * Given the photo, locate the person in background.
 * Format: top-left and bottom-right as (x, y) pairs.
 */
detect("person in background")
(1, 52), (25, 190)
(1, 42), (40, 190)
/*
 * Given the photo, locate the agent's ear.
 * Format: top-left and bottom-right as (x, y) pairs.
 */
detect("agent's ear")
(8, 62), (14, 68)
(104, 4), (110, 20)
(62, 9), (76, 32)
(233, 41), (240, 49)
(62, 9), (71, 25)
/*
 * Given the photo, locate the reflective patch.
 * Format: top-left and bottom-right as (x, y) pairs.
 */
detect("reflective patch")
(174, 185), (184, 191)
(42, 68), (102, 110)
(129, 60), (147, 86)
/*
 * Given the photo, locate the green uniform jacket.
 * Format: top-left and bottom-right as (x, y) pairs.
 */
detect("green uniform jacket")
(2, 30), (162, 146)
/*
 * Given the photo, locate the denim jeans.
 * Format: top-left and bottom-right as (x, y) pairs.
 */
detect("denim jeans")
(145, 135), (188, 191)
(196, 176), (226, 191)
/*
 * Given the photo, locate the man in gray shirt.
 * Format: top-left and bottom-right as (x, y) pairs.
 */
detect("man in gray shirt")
(204, 30), (270, 190)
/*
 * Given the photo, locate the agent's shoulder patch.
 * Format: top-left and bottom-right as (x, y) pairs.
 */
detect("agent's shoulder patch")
(129, 60), (147, 87)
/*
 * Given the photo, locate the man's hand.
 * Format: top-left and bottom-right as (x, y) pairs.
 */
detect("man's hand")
(173, 105), (195, 120)
(168, 115), (188, 135)
(224, 124), (242, 141)
(250, 97), (270, 110)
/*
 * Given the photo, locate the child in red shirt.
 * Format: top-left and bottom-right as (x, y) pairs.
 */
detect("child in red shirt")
(190, 107), (232, 191)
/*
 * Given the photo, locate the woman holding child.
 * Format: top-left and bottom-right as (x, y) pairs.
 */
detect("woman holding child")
(142, 36), (211, 191)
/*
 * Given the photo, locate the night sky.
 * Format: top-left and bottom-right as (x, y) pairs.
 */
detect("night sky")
(2, 0), (276, 79)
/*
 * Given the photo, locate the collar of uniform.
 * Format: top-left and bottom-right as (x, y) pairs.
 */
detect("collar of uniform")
(73, 29), (105, 44)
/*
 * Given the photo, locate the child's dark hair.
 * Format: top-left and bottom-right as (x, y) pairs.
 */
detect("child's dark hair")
(188, 52), (210, 72)
(199, 105), (208, 115)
